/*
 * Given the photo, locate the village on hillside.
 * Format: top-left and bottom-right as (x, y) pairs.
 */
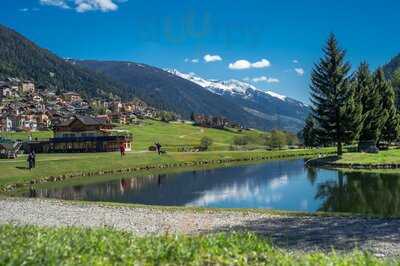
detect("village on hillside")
(0, 78), (260, 158)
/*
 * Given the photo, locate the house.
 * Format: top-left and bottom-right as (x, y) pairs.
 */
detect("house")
(28, 115), (132, 153)
(1, 86), (13, 98)
(63, 92), (82, 102)
(19, 80), (35, 94)
(4, 116), (18, 132)
(193, 114), (228, 129)
(0, 138), (22, 159)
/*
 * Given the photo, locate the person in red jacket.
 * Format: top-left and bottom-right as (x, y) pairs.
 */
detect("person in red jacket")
(119, 143), (126, 157)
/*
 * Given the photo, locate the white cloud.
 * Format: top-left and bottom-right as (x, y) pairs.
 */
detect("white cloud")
(293, 59), (299, 64)
(19, 8), (29, 12)
(229, 58), (271, 70)
(251, 59), (271, 68)
(76, 0), (118, 12)
(39, 0), (122, 12)
(294, 68), (305, 76)
(40, 0), (70, 9)
(204, 54), (222, 63)
(252, 76), (279, 83)
(184, 58), (199, 64)
(229, 60), (252, 70)
(242, 77), (250, 82)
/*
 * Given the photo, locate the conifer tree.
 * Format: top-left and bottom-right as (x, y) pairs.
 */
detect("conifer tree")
(303, 115), (318, 147)
(355, 63), (381, 149)
(377, 69), (399, 143)
(392, 68), (400, 107)
(358, 69), (387, 148)
(310, 34), (362, 156)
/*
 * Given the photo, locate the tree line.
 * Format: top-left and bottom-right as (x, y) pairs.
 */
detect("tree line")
(303, 34), (400, 155)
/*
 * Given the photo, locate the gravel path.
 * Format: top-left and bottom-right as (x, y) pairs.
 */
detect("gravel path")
(1, 198), (399, 257)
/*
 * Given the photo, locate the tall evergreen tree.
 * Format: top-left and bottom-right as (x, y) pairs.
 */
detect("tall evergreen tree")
(356, 63), (384, 149)
(392, 68), (400, 107)
(310, 34), (362, 156)
(377, 69), (400, 143)
(303, 115), (318, 147)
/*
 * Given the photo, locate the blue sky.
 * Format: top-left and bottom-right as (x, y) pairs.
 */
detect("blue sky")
(1, 0), (400, 102)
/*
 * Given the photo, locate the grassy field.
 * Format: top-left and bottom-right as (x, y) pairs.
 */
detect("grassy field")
(1, 120), (276, 151)
(335, 149), (400, 165)
(0, 225), (386, 266)
(0, 148), (334, 189)
(120, 120), (271, 151)
(0, 130), (52, 141)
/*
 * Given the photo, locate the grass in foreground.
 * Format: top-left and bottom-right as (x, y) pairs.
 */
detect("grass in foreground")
(0, 225), (386, 266)
(0, 148), (334, 188)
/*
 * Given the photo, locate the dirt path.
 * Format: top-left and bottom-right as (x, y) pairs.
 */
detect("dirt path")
(1, 198), (399, 257)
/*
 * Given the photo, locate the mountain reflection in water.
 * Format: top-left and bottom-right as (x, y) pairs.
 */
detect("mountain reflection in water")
(26, 159), (400, 215)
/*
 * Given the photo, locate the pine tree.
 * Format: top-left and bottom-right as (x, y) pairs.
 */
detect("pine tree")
(355, 63), (383, 150)
(392, 68), (400, 107)
(310, 34), (362, 156)
(377, 69), (399, 143)
(303, 115), (318, 147)
(358, 70), (388, 148)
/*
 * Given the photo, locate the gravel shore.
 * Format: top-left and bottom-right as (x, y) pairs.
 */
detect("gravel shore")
(1, 198), (399, 257)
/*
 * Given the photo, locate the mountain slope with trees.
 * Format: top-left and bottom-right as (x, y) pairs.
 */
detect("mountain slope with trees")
(0, 24), (126, 100)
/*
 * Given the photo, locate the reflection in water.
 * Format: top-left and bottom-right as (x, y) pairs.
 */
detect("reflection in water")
(316, 171), (400, 216)
(25, 159), (400, 215)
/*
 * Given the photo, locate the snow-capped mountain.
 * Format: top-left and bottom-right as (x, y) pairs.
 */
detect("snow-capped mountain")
(75, 59), (309, 132)
(166, 69), (290, 101)
(166, 69), (309, 132)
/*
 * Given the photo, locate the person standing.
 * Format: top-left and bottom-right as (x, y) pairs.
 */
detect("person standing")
(156, 142), (162, 155)
(27, 152), (33, 170)
(119, 143), (126, 157)
(31, 151), (36, 169)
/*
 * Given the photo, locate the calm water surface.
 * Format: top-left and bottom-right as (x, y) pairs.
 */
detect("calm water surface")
(26, 158), (400, 215)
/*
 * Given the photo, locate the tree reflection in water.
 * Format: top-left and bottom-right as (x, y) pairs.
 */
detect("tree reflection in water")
(315, 169), (400, 216)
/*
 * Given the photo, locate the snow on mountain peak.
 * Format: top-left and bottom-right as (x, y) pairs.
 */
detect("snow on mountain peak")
(165, 69), (287, 101)
(266, 91), (287, 101)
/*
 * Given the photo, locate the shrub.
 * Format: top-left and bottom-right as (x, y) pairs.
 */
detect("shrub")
(199, 137), (213, 151)
(233, 136), (250, 146)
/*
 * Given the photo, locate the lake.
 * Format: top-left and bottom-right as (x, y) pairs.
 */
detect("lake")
(25, 158), (400, 215)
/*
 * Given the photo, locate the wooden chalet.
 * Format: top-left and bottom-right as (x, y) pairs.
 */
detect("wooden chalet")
(27, 115), (133, 153)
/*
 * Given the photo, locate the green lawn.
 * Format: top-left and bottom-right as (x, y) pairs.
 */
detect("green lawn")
(0, 148), (334, 189)
(119, 120), (269, 151)
(0, 130), (52, 141)
(336, 149), (400, 164)
(0, 225), (386, 266)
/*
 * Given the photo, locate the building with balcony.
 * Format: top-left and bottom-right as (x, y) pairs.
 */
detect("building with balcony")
(27, 115), (133, 153)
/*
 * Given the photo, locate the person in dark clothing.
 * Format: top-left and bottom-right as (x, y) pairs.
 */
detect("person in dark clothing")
(27, 152), (33, 170)
(31, 151), (36, 168)
(155, 142), (162, 155)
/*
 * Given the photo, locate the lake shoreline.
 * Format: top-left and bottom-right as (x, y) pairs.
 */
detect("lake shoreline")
(307, 153), (400, 170)
(0, 148), (334, 193)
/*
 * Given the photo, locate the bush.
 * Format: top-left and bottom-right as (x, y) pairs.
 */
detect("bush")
(199, 137), (213, 151)
(233, 136), (250, 146)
